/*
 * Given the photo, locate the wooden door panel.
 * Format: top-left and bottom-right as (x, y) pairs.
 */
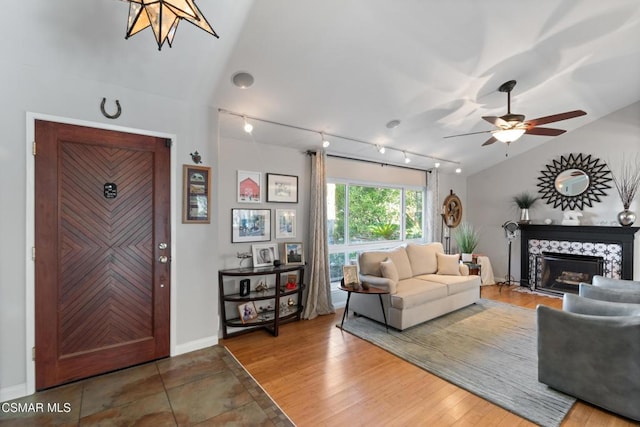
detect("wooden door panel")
(35, 120), (170, 390)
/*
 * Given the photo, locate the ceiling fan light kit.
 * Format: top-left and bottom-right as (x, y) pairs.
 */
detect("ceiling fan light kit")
(445, 80), (587, 148)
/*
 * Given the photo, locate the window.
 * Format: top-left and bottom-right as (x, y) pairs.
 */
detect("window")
(327, 180), (426, 304)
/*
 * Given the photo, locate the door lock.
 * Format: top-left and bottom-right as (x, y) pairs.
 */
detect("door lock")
(158, 255), (169, 264)
(158, 242), (168, 250)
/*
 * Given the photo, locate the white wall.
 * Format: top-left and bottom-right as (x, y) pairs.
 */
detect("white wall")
(466, 101), (640, 283)
(0, 63), (220, 400)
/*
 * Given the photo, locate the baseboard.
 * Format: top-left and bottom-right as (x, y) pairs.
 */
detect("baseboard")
(173, 336), (218, 357)
(1, 383), (28, 402)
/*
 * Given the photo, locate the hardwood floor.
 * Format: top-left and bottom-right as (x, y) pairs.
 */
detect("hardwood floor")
(222, 285), (639, 426)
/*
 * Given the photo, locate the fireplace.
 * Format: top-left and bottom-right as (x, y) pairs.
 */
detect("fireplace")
(535, 252), (604, 295)
(519, 225), (638, 289)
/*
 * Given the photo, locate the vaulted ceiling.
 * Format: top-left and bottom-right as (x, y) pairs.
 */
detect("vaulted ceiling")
(9, 0), (640, 175)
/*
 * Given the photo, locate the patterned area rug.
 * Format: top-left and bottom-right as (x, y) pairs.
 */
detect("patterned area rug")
(340, 299), (575, 427)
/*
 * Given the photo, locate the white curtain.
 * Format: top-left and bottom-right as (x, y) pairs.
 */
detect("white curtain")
(303, 151), (335, 319)
(426, 169), (441, 244)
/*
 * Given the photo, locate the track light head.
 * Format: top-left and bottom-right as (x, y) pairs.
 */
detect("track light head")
(377, 145), (386, 154)
(243, 117), (253, 134)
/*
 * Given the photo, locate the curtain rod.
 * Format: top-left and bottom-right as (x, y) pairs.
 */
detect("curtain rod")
(219, 108), (459, 166)
(307, 151), (433, 173)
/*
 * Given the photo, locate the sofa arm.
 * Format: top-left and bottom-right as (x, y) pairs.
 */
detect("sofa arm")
(458, 263), (469, 276)
(579, 283), (640, 304)
(536, 304), (640, 420)
(359, 274), (396, 294)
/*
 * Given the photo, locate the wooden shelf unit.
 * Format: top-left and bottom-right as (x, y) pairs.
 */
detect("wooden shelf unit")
(218, 264), (305, 338)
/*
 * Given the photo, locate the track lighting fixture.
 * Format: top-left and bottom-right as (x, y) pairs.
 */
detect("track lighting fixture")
(404, 152), (411, 164)
(377, 145), (386, 154)
(321, 132), (330, 148)
(434, 162), (441, 168)
(455, 168), (462, 174)
(243, 117), (253, 134)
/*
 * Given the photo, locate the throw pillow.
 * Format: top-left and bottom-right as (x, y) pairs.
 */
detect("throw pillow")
(380, 258), (399, 294)
(436, 253), (461, 276)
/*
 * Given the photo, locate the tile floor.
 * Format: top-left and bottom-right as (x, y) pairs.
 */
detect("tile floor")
(0, 346), (293, 426)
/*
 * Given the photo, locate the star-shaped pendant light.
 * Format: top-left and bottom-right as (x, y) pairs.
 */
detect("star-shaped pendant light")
(124, 0), (218, 50)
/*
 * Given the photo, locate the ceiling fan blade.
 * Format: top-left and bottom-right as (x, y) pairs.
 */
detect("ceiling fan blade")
(526, 110), (586, 127)
(443, 130), (492, 139)
(482, 116), (510, 128)
(525, 127), (566, 136)
(482, 136), (497, 146)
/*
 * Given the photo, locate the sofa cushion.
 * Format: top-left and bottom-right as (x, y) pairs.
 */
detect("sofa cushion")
(436, 253), (461, 276)
(418, 273), (480, 295)
(390, 278), (448, 309)
(406, 242), (443, 275)
(358, 247), (413, 279)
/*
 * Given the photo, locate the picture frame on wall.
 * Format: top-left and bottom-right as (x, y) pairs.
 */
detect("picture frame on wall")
(182, 165), (211, 224)
(231, 208), (271, 243)
(283, 242), (304, 265)
(237, 170), (261, 203)
(266, 173), (298, 203)
(251, 243), (279, 267)
(275, 208), (296, 239)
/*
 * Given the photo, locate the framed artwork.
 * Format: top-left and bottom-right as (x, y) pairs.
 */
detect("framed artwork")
(232, 209), (271, 243)
(252, 243), (279, 267)
(237, 170), (261, 203)
(183, 165), (211, 223)
(266, 173), (298, 203)
(343, 265), (359, 286)
(275, 208), (296, 239)
(237, 301), (258, 324)
(284, 242), (304, 265)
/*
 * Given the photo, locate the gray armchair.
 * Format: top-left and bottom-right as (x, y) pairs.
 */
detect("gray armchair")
(579, 275), (640, 304)
(537, 294), (640, 421)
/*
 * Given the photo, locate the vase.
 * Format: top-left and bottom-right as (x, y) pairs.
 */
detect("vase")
(461, 253), (473, 262)
(518, 208), (530, 224)
(617, 209), (636, 226)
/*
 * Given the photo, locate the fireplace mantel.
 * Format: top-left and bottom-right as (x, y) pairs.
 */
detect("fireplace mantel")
(519, 224), (639, 286)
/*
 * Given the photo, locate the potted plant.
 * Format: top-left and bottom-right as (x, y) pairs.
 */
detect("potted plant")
(610, 157), (640, 226)
(454, 222), (479, 262)
(512, 192), (539, 224)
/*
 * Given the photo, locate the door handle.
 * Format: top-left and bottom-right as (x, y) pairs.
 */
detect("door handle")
(158, 255), (169, 264)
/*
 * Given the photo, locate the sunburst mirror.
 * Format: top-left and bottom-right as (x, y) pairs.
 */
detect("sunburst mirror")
(537, 153), (612, 210)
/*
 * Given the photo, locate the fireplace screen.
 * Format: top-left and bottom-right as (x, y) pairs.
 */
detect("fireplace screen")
(535, 252), (604, 295)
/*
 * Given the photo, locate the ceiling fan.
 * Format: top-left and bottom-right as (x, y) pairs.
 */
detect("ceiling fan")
(444, 80), (586, 147)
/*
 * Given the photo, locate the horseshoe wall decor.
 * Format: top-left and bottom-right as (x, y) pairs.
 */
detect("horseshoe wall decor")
(100, 98), (122, 119)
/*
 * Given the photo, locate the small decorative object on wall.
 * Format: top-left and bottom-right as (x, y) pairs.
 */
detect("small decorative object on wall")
(232, 208), (271, 242)
(237, 170), (262, 203)
(609, 156), (640, 226)
(442, 190), (463, 228)
(512, 192), (539, 224)
(537, 153), (611, 210)
(284, 242), (304, 265)
(343, 265), (359, 288)
(100, 98), (121, 120)
(190, 151), (202, 164)
(237, 301), (258, 324)
(275, 208), (296, 239)
(252, 243), (279, 267)
(182, 165), (211, 223)
(267, 173), (298, 203)
(453, 222), (479, 262)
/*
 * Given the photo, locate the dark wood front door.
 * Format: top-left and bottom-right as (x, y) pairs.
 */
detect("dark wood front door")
(34, 120), (171, 390)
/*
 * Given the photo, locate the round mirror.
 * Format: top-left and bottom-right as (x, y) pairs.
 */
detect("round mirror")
(554, 169), (590, 196)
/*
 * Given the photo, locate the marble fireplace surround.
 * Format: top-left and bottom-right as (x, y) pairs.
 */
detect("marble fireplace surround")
(519, 224), (639, 288)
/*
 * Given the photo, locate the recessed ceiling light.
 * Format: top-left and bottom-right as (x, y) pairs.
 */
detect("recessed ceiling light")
(232, 72), (254, 89)
(386, 119), (401, 129)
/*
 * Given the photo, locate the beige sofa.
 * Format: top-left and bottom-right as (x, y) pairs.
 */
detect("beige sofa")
(350, 242), (481, 330)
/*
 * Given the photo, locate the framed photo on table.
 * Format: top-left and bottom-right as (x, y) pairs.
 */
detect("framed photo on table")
(232, 208), (271, 243)
(266, 173), (298, 203)
(183, 165), (211, 223)
(283, 242), (304, 265)
(252, 243), (279, 267)
(343, 265), (359, 286)
(237, 301), (258, 324)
